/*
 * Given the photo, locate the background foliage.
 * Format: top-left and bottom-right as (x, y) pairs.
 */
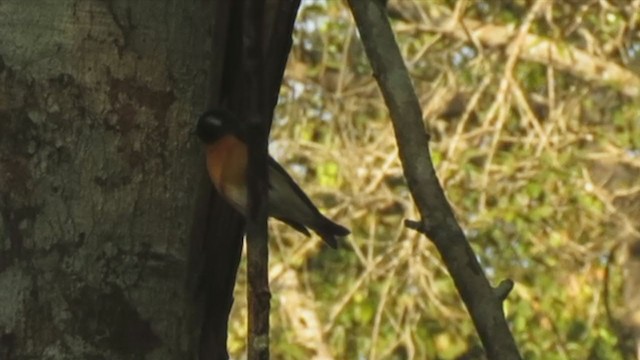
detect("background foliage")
(230, 1), (640, 359)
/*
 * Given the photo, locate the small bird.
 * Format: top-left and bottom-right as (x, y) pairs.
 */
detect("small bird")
(196, 109), (350, 248)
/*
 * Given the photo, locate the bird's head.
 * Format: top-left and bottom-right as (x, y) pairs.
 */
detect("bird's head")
(196, 109), (236, 143)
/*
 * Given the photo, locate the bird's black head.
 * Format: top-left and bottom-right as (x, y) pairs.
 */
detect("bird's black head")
(196, 109), (236, 143)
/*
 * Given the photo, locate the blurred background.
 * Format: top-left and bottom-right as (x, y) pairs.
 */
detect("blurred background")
(230, 1), (640, 358)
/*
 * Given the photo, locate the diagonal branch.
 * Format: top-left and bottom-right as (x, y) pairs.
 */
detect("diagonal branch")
(347, 0), (522, 359)
(393, 11), (640, 98)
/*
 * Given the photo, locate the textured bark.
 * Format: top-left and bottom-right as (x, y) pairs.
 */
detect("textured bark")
(0, 0), (220, 358)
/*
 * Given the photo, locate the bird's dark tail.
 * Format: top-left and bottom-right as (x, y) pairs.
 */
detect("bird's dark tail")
(313, 215), (350, 249)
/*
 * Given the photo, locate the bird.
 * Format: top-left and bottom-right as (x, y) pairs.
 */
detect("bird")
(196, 109), (350, 248)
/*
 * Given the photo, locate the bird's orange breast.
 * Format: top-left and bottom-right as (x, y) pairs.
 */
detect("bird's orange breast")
(205, 135), (249, 212)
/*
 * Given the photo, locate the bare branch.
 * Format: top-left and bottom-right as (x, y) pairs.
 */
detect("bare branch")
(394, 13), (640, 98)
(348, 0), (522, 358)
(242, 0), (271, 358)
(244, 1), (301, 359)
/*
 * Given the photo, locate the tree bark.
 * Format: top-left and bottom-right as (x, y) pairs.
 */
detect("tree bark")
(0, 0), (221, 358)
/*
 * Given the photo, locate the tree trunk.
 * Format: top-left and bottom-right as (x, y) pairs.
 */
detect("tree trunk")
(0, 0), (220, 358)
